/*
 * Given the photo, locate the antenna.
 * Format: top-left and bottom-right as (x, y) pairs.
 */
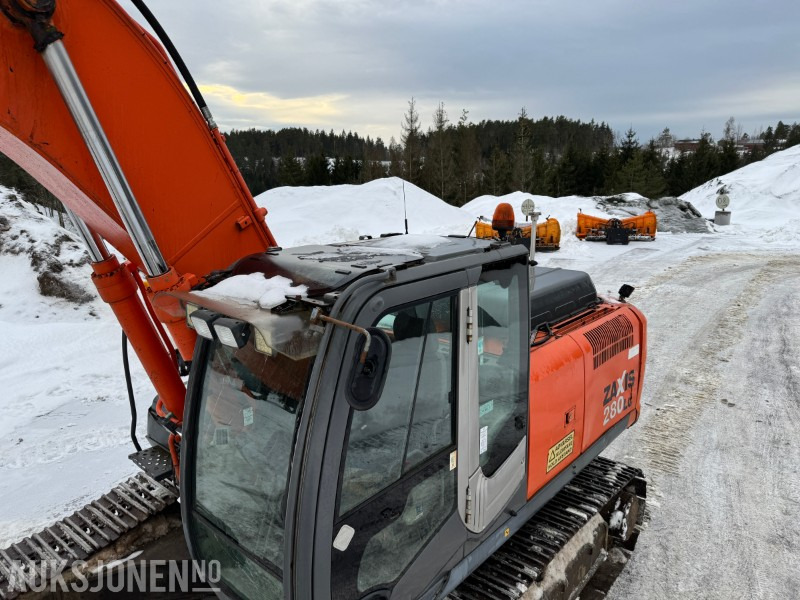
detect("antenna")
(402, 181), (409, 234)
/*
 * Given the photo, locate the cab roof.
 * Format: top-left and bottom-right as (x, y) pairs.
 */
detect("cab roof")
(229, 234), (498, 296)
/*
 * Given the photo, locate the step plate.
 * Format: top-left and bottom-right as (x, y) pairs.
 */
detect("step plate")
(129, 445), (174, 481)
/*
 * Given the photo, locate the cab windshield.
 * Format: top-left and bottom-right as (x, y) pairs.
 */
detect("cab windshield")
(190, 334), (317, 599)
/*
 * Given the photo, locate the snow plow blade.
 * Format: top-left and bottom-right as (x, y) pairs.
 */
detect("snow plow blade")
(450, 456), (646, 600)
(576, 212), (657, 242)
(474, 218), (561, 251)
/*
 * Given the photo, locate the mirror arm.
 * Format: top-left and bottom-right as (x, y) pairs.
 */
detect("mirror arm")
(310, 309), (371, 363)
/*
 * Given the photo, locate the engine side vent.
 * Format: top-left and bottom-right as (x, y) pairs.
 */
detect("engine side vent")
(583, 314), (634, 369)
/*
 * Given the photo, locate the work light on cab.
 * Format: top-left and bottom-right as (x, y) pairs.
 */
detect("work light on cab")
(187, 308), (219, 340)
(213, 318), (251, 349)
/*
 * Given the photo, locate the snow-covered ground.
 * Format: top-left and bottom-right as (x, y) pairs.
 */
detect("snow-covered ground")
(1, 146), (799, 597)
(0, 190), (155, 546)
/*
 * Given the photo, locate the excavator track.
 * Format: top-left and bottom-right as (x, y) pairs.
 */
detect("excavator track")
(451, 457), (646, 600)
(0, 459), (642, 600)
(0, 473), (179, 599)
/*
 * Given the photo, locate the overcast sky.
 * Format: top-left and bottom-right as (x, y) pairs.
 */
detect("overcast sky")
(123, 0), (799, 144)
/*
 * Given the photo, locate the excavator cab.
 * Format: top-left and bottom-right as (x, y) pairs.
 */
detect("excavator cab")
(178, 236), (532, 599)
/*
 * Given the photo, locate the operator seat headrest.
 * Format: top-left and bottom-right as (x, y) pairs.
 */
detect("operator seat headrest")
(393, 311), (425, 341)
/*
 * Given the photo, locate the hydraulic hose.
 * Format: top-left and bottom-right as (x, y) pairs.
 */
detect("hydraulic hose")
(122, 332), (143, 452)
(130, 0), (216, 128)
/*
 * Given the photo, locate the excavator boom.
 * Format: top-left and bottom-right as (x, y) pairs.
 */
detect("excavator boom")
(0, 0), (275, 278)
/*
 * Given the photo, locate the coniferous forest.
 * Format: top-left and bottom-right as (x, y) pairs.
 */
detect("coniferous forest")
(2, 101), (799, 212)
(224, 104), (800, 205)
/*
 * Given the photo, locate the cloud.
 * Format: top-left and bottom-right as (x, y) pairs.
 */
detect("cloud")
(198, 84), (347, 128)
(123, 0), (800, 142)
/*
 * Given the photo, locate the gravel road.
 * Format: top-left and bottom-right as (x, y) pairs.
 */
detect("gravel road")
(600, 250), (800, 599)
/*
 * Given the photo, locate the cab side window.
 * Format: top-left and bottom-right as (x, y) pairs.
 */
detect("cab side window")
(339, 295), (455, 514)
(333, 294), (457, 597)
(476, 264), (527, 477)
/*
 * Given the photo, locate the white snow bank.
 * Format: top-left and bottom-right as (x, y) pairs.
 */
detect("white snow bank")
(197, 273), (308, 309)
(256, 177), (475, 247)
(681, 145), (800, 239)
(0, 189), (155, 548)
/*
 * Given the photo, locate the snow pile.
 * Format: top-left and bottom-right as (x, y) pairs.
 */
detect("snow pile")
(0, 193), (95, 309)
(0, 188), (154, 548)
(256, 176), (475, 247)
(197, 273), (308, 309)
(681, 144), (800, 242)
(596, 195), (709, 234)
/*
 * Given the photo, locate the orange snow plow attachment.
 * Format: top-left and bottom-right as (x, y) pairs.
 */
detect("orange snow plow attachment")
(474, 217), (561, 251)
(576, 211), (657, 242)
(532, 217), (561, 250)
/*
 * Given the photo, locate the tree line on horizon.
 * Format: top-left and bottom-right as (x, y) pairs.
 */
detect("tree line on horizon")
(1, 105), (799, 213)
(224, 104), (800, 204)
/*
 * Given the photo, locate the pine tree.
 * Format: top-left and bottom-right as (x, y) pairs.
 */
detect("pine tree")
(483, 146), (511, 196)
(656, 127), (675, 149)
(529, 149), (551, 196)
(611, 152), (665, 198)
(687, 133), (720, 189)
(360, 138), (387, 183)
(277, 153), (304, 186)
(639, 141), (668, 198)
(424, 102), (454, 200)
(511, 108), (533, 192)
(718, 142), (739, 175)
(618, 128), (640, 166)
(774, 120), (789, 143)
(305, 153), (330, 186)
(552, 146), (579, 196)
(589, 145), (616, 195)
(388, 137), (403, 178)
(453, 110), (481, 206)
(401, 98), (423, 184)
(723, 117), (738, 143)
(762, 126), (777, 154)
(785, 123), (800, 149)
(665, 154), (692, 196)
(331, 156), (359, 185)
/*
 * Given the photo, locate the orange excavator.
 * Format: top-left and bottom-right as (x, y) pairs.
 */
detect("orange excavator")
(0, 2), (647, 599)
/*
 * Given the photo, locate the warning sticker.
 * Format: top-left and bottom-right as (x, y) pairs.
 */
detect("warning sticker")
(546, 431), (575, 473)
(479, 426), (488, 454)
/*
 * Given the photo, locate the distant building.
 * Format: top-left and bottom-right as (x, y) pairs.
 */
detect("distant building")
(674, 139), (701, 153)
(736, 138), (765, 152)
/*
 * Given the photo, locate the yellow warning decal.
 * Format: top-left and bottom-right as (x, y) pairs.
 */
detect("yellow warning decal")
(546, 431), (575, 473)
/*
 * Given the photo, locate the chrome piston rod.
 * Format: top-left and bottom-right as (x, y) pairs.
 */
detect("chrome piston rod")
(41, 40), (169, 277)
(63, 205), (108, 263)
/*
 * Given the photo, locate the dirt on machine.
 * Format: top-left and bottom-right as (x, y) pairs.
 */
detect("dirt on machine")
(0, 3), (647, 599)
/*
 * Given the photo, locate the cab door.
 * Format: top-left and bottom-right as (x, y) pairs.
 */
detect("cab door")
(458, 258), (529, 532)
(330, 288), (464, 599)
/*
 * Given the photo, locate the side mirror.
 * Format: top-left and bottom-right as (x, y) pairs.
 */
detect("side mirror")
(347, 328), (392, 411)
